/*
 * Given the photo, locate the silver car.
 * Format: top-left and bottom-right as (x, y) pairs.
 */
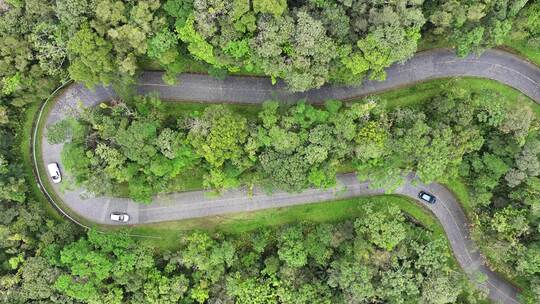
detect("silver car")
(47, 163), (62, 184)
(110, 212), (130, 222)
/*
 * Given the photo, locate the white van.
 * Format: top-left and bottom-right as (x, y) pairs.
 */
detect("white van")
(47, 163), (62, 184)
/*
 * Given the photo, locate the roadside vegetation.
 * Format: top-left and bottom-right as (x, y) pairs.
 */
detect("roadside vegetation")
(33, 204), (489, 303)
(52, 85), (536, 204)
(506, 0), (540, 66)
(1, 0), (540, 303)
(51, 82), (540, 301)
(419, 1), (540, 67)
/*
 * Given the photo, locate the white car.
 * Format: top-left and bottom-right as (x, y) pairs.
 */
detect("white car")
(110, 212), (130, 223)
(47, 163), (62, 184)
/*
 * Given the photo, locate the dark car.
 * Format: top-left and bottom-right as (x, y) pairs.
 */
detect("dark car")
(418, 191), (437, 204)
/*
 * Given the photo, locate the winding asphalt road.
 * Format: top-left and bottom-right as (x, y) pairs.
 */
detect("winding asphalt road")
(39, 48), (540, 303)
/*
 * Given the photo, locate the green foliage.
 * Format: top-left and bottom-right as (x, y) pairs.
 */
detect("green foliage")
(143, 269), (189, 303)
(0, 106), (8, 125)
(163, 0), (193, 27)
(62, 84), (538, 210)
(29, 22), (68, 77)
(164, 0), (425, 91)
(1, 72), (22, 95)
(427, 0), (529, 56)
(180, 231), (236, 283)
(0, 16), (59, 106)
(109, 204), (477, 304)
(491, 207), (529, 243)
(328, 256), (376, 302)
(61, 96), (198, 202)
(512, 1), (540, 48)
(223, 39), (250, 60)
(0, 177), (27, 203)
(147, 28), (184, 83)
(55, 0), (94, 33)
(61, 143), (92, 185)
(51, 230), (155, 303)
(67, 26), (116, 87)
(357, 26), (420, 80)
(176, 14), (218, 66)
(226, 276), (277, 304)
(517, 245), (540, 275)
(60, 0), (162, 86)
(505, 138), (540, 187)
(258, 150), (311, 190)
(188, 105), (249, 189)
(252, 0), (287, 17)
(455, 26), (486, 57)
(147, 29), (178, 62)
(4, 0), (23, 8)
(1, 2), (538, 301)
(277, 225), (308, 267)
(46, 118), (84, 144)
(354, 204), (407, 251)
(340, 51), (369, 77)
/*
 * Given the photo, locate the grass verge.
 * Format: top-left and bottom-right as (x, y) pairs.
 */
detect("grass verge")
(162, 101), (261, 120)
(373, 77), (539, 114)
(502, 38), (540, 67)
(139, 56), (264, 76)
(418, 34), (539, 67)
(129, 195), (444, 250)
(19, 102), (64, 221)
(440, 177), (475, 217)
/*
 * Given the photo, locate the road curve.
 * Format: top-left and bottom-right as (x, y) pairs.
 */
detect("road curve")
(39, 48), (540, 303)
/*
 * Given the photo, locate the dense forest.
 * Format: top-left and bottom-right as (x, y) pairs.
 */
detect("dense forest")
(3, 206), (487, 303)
(2, 0), (539, 96)
(51, 84), (540, 301)
(514, 0), (540, 44)
(1, 0), (540, 303)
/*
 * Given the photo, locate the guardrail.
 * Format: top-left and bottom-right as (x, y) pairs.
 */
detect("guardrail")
(30, 80), (161, 239)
